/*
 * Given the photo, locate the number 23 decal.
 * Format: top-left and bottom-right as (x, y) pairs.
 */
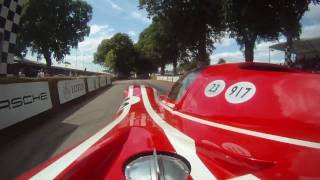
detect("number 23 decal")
(204, 80), (226, 97)
(204, 80), (256, 104)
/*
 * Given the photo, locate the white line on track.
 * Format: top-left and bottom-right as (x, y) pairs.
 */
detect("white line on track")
(141, 85), (217, 180)
(160, 100), (320, 149)
(30, 86), (134, 179)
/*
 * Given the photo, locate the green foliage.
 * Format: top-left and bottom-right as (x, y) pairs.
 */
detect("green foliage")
(133, 48), (157, 76)
(177, 59), (197, 74)
(225, 0), (280, 61)
(94, 39), (113, 65)
(139, 0), (225, 66)
(95, 33), (136, 77)
(274, 0), (319, 39)
(225, 0), (319, 62)
(105, 49), (116, 68)
(272, 0), (320, 64)
(137, 19), (173, 65)
(17, 0), (92, 67)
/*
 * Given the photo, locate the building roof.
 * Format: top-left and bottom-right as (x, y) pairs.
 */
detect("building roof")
(270, 37), (320, 57)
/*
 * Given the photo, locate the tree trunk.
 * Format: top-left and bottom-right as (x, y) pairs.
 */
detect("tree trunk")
(43, 52), (53, 75)
(160, 64), (165, 75)
(285, 33), (293, 65)
(244, 35), (256, 62)
(197, 24), (209, 67)
(244, 41), (254, 62)
(43, 51), (52, 68)
(172, 59), (177, 75)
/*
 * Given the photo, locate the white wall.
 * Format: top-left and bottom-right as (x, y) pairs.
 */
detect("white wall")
(57, 79), (86, 104)
(0, 82), (53, 129)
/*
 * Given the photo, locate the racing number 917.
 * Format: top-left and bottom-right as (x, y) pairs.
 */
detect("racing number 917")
(225, 82), (256, 104)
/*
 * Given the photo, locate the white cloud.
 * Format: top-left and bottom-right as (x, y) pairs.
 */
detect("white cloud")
(128, 30), (138, 43)
(210, 38), (287, 65)
(128, 30), (136, 36)
(90, 24), (109, 35)
(210, 51), (243, 64)
(62, 24), (115, 71)
(218, 38), (234, 47)
(130, 11), (151, 24)
(301, 24), (320, 39)
(108, 0), (123, 11)
(78, 24), (115, 53)
(214, 33), (235, 47)
(304, 4), (320, 21)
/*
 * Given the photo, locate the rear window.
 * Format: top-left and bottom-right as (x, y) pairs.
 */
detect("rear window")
(168, 69), (200, 101)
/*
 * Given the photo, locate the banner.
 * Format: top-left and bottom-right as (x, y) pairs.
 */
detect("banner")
(107, 76), (112, 85)
(87, 77), (99, 92)
(0, 82), (52, 129)
(58, 79), (86, 104)
(100, 76), (106, 87)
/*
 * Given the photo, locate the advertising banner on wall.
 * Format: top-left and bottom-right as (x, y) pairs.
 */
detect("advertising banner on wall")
(100, 76), (106, 87)
(0, 82), (52, 130)
(107, 76), (112, 85)
(95, 77), (100, 89)
(58, 79), (86, 104)
(87, 77), (99, 92)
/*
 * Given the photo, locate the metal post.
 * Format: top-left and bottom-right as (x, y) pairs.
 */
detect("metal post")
(76, 48), (78, 69)
(269, 47), (271, 63)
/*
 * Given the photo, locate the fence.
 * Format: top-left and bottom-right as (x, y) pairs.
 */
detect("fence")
(0, 75), (112, 130)
(156, 75), (180, 82)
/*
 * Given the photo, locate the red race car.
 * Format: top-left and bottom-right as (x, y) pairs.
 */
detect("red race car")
(19, 63), (320, 180)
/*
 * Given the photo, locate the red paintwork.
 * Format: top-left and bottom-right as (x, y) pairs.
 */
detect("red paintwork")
(19, 63), (320, 179)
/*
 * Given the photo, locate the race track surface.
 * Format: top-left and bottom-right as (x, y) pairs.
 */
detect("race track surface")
(0, 79), (173, 179)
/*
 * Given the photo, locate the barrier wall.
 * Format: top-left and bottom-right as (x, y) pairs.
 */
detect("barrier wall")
(156, 75), (180, 83)
(87, 77), (100, 92)
(0, 75), (112, 130)
(0, 82), (52, 129)
(58, 79), (87, 104)
(100, 76), (106, 87)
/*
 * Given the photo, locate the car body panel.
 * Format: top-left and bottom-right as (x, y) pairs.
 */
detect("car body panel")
(19, 63), (320, 180)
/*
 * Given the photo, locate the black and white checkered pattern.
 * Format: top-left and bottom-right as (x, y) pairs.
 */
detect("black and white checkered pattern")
(0, 0), (24, 74)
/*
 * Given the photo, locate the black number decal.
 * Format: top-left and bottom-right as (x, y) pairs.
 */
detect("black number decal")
(241, 88), (252, 98)
(209, 83), (220, 93)
(229, 86), (238, 95)
(209, 84), (216, 92)
(235, 87), (243, 97)
(230, 86), (252, 98)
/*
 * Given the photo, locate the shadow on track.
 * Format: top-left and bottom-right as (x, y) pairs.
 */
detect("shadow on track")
(0, 86), (113, 179)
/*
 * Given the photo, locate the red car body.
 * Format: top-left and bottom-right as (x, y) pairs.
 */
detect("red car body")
(19, 63), (320, 179)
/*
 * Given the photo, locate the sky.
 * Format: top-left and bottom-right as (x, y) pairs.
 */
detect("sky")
(27, 1), (320, 72)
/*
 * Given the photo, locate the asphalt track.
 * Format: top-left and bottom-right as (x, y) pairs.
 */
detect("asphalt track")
(0, 79), (173, 179)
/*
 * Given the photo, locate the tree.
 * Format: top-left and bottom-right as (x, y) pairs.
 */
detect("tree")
(136, 18), (185, 75)
(272, 0), (320, 64)
(225, 0), (280, 62)
(96, 33), (136, 77)
(177, 59), (198, 74)
(17, 0), (92, 67)
(93, 39), (113, 65)
(132, 47), (157, 76)
(136, 19), (169, 75)
(139, 0), (225, 67)
(217, 58), (226, 64)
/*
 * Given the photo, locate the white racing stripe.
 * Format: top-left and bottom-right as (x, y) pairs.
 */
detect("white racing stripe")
(141, 85), (216, 180)
(160, 101), (320, 149)
(30, 86), (134, 179)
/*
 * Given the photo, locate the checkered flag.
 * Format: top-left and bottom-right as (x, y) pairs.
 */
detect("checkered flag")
(0, 0), (24, 75)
